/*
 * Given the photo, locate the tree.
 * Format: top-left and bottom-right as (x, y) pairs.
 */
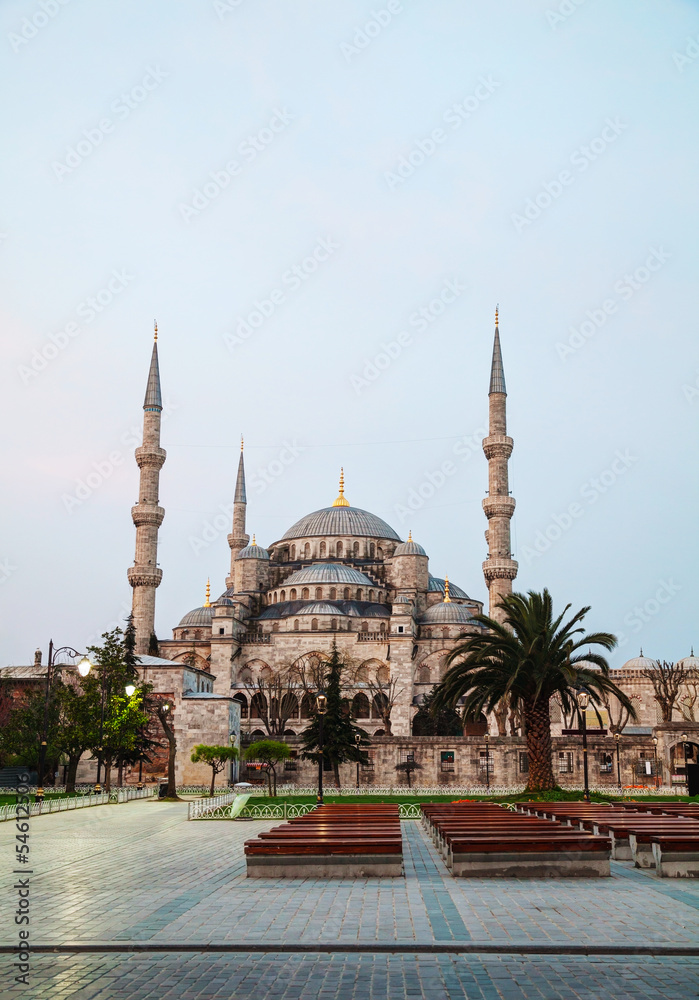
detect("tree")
(244, 739), (290, 796)
(191, 744), (238, 797)
(412, 690), (462, 736)
(148, 633), (160, 656)
(242, 665), (301, 736)
(351, 660), (402, 735)
(430, 589), (637, 792)
(152, 696), (178, 797)
(641, 658), (687, 723)
(300, 643), (368, 788)
(396, 758), (422, 788)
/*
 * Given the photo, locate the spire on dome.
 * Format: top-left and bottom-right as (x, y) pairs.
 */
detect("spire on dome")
(444, 575), (451, 603)
(408, 530), (413, 542)
(204, 579), (211, 607)
(234, 440), (246, 504)
(489, 307), (506, 396)
(252, 534), (256, 545)
(143, 333), (162, 411)
(332, 467), (350, 507)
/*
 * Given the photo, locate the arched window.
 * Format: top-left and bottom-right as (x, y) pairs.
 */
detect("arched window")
(336, 541), (343, 557)
(293, 619), (299, 631)
(341, 698), (351, 716)
(272, 623), (279, 633)
(232, 693), (248, 718)
(377, 547), (383, 559)
(273, 592), (278, 603)
(311, 618), (318, 631)
(283, 729), (296, 736)
(182, 630), (189, 639)
(280, 590), (286, 602)
(353, 541), (359, 557)
(372, 692), (388, 720)
(331, 618), (337, 630)
(290, 544), (296, 560)
(290, 589), (297, 600)
(356, 588), (362, 600)
(302, 588), (309, 600)
(304, 542), (310, 559)
(379, 621), (386, 633)
(377, 665), (390, 684)
(320, 541), (326, 557)
(194, 630), (202, 640)
(300, 693), (314, 718)
(370, 543), (375, 558)
(442, 627), (449, 638)
(424, 627), (432, 638)
(281, 692), (299, 720)
(418, 666), (430, 684)
(368, 590), (374, 602)
(343, 587), (351, 600)
(361, 621), (368, 632)
(329, 587), (337, 600)
(251, 693), (267, 718)
(352, 692), (371, 718)
(315, 587), (322, 600)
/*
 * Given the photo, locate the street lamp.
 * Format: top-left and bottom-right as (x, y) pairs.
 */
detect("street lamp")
(37, 642), (93, 802)
(316, 691), (327, 805)
(614, 732), (622, 789)
(682, 732), (689, 793)
(486, 732), (492, 789)
(355, 732), (361, 789)
(577, 689), (590, 803)
(125, 684), (136, 697)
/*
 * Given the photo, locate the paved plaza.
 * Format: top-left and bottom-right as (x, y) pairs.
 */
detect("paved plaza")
(2, 800), (699, 998)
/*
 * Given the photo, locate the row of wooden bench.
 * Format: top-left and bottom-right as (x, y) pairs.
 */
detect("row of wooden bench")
(245, 804), (404, 877)
(421, 803), (612, 877)
(519, 802), (699, 876)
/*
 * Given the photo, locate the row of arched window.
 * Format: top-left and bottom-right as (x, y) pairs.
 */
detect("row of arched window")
(273, 586), (381, 603)
(287, 541), (384, 560)
(232, 690), (388, 721)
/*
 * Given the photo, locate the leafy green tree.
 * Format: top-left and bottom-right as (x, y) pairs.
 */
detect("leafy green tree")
(411, 690), (463, 736)
(300, 643), (369, 788)
(431, 589), (637, 792)
(244, 739), (290, 796)
(191, 744), (239, 797)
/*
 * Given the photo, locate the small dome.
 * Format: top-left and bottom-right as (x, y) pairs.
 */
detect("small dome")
(177, 606), (213, 628)
(428, 575), (469, 599)
(282, 563), (376, 587)
(621, 651), (658, 670)
(394, 595), (413, 604)
(678, 651), (699, 671)
(296, 602), (346, 616)
(394, 535), (427, 557)
(216, 597), (235, 606)
(420, 602), (474, 625)
(236, 539), (269, 560)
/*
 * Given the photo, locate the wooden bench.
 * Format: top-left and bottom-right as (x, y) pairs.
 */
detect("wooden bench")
(651, 836), (699, 877)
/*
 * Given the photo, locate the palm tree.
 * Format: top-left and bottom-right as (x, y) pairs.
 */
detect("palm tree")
(430, 589), (637, 791)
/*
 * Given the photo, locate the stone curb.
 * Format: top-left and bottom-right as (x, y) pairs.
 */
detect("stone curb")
(6, 943), (699, 956)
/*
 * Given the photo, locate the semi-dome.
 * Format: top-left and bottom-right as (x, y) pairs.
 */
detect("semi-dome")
(428, 575), (469, 599)
(281, 563), (376, 587)
(420, 602), (474, 625)
(280, 506), (400, 542)
(393, 533), (427, 557)
(236, 537), (269, 560)
(296, 602), (346, 616)
(177, 606), (213, 628)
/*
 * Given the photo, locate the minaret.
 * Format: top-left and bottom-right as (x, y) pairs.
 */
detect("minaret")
(226, 436), (249, 587)
(482, 307), (518, 623)
(128, 323), (166, 653)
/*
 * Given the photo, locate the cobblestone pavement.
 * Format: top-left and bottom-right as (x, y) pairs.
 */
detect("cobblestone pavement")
(3, 800), (699, 997)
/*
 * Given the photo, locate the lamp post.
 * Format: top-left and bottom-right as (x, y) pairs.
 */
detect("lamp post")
(577, 689), (590, 803)
(316, 691), (327, 805)
(355, 732), (361, 789)
(36, 643), (92, 802)
(614, 732), (622, 789)
(484, 731), (491, 790)
(652, 736), (659, 789)
(682, 732), (689, 793)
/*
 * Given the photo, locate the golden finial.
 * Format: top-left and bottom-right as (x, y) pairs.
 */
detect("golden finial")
(240, 435), (244, 452)
(332, 467), (350, 507)
(495, 304), (499, 328)
(444, 575), (451, 603)
(154, 319), (158, 342)
(252, 534), (256, 545)
(204, 579), (211, 608)
(408, 530), (413, 542)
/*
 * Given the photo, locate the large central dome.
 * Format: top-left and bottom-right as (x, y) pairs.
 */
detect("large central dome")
(281, 505), (400, 541)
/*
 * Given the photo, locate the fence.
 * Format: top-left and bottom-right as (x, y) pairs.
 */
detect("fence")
(188, 791), (241, 819)
(0, 785), (155, 823)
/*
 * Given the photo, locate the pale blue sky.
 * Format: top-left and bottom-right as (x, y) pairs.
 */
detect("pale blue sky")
(1, 0), (697, 665)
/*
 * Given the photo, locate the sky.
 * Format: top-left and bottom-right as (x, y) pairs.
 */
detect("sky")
(1, 0), (697, 667)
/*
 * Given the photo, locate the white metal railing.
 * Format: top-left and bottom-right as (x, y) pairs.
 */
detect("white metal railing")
(0, 785), (156, 822)
(188, 791), (240, 819)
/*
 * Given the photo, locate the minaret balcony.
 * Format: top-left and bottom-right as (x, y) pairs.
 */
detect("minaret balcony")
(482, 435), (513, 460)
(135, 446), (166, 469)
(482, 557), (518, 583)
(482, 496), (516, 520)
(131, 505), (165, 527)
(127, 567), (163, 588)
